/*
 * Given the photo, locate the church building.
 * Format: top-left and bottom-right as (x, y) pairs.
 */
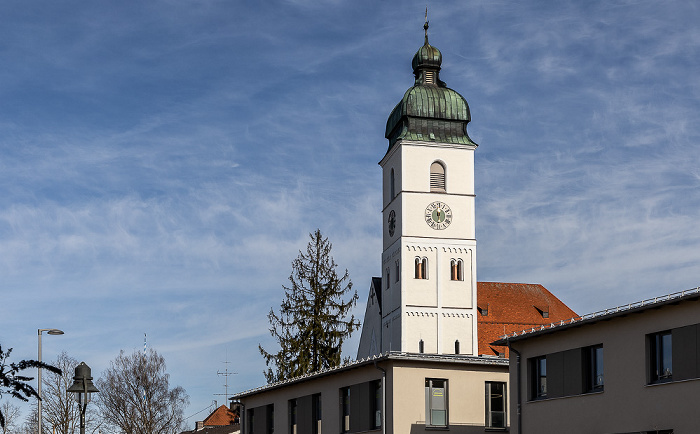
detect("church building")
(233, 21), (575, 434)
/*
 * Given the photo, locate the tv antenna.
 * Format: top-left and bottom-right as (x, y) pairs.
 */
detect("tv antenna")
(214, 352), (237, 404)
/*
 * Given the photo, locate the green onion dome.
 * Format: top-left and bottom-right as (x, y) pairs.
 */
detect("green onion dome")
(385, 21), (477, 151)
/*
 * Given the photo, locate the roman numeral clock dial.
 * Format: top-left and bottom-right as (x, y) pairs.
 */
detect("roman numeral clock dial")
(425, 201), (452, 230)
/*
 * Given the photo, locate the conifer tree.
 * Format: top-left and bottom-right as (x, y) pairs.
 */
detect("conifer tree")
(259, 229), (360, 383)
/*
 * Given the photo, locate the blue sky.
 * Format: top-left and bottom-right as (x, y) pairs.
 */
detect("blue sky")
(2, 0), (700, 423)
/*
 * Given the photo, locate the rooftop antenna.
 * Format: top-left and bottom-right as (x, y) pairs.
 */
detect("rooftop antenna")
(214, 350), (238, 404)
(142, 333), (147, 401)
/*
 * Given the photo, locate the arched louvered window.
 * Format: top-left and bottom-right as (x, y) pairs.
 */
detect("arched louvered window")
(430, 162), (446, 192)
(419, 339), (425, 353)
(450, 259), (464, 281)
(455, 340), (460, 355)
(415, 257), (428, 279)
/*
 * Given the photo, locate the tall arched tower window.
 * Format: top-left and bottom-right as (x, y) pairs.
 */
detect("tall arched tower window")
(390, 168), (395, 198)
(430, 162), (446, 192)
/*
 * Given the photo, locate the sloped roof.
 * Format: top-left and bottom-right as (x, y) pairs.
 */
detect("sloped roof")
(477, 282), (577, 357)
(203, 405), (238, 426)
(232, 352), (507, 399)
(493, 286), (700, 346)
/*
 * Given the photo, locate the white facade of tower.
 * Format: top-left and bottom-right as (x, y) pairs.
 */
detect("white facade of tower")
(378, 139), (478, 356)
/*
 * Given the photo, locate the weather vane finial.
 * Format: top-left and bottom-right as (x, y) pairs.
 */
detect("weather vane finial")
(424, 6), (429, 44)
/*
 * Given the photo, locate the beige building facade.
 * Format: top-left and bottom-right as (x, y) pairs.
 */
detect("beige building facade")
(234, 353), (509, 434)
(495, 289), (700, 434)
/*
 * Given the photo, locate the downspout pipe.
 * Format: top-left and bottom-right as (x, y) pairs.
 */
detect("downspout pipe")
(509, 344), (522, 434)
(374, 360), (387, 434)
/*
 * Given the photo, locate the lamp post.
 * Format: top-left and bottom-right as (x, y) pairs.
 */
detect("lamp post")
(38, 328), (64, 434)
(67, 362), (99, 434)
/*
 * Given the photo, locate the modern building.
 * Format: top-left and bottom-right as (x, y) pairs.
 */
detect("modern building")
(236, 353), (508, 434)
(494, 287), (700, 434)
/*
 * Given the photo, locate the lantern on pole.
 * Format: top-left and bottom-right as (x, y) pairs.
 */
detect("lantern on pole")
(67, 362), (99, 434)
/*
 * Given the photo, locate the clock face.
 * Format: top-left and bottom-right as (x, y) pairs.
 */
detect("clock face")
(425, 201), (452, 230)
(388, 210), (396, 237)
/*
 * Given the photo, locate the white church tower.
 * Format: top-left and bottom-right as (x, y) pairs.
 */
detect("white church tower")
(358, 20), (479, 358)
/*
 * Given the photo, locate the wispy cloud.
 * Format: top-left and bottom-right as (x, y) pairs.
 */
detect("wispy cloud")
(2, 0), (700, 419)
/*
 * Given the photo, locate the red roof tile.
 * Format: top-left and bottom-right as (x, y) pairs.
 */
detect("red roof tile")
(203, 405), (238, 426)
(477, 282), (577, 357)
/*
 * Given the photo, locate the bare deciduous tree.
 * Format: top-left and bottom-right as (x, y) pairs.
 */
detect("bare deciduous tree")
(0, 402), (21, 434)
(41, 352), (100, 434)
(96, 349), (188, 434)
(19, 404), (43, 434)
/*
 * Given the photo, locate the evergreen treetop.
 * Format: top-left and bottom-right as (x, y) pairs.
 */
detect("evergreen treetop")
(259, 229), (360, 383)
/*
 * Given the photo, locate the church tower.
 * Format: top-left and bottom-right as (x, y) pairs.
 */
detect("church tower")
(359, 19), (479, 358)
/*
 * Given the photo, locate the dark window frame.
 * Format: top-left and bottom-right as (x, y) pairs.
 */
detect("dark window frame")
(649, 331), (673, 383)
(530, 356), (547, 400)
(288, 398), (297, 434)
(485, 381), (507, 430)
(584, 345), (604, 392)
(312, 393), (321, 434)
(371, 380), (382, 430)
(425, 378), (448, 428)
(340, 387), (350, 433)
(247, 408), (254, 434)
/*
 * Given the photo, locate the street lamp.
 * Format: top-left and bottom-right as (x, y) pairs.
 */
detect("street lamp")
(38, 328), (64, 434)
(67, 362), (99, 434)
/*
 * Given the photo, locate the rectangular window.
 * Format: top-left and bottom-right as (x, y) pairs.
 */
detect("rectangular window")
(485, 382), (506, 429)
(312, 394), (322, 434)
(530, 356), (547, 399)
(650, 331), (673, 383)
(395, 260), (400, 282)
(371, 380), (382, 429)
(267, 404), (274, 434)
(386, 268), (390, 289)
(247, 408), (254, 434)
(584, 345), (604, 392)
(425, 379), (447, 427)
(340, 387), (350, 433)
(288, 399), (297, 434)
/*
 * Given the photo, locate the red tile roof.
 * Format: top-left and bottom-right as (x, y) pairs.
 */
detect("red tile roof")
(477, 282), (577, 357)
(203, 405), (238, 426)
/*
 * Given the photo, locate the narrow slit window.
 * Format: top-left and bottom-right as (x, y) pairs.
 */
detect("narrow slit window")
(430, 162), (446, 192)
